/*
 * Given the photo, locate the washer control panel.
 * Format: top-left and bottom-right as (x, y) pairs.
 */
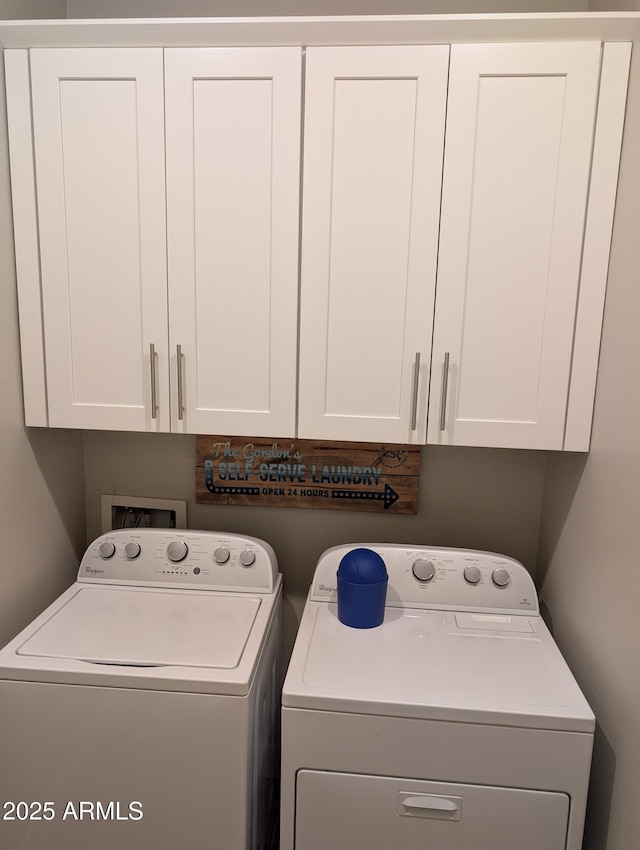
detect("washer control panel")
(311, 544), (538, 615)
(78, 529), (278, 593)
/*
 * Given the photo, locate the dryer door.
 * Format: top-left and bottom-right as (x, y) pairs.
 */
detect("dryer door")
(295, 770), (569, 850)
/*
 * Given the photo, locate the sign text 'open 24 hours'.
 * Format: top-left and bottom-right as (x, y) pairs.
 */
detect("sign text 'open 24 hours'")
(196, 437), (420, 514)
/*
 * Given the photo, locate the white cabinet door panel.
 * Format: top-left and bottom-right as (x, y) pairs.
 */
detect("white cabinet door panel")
(165, 48), (301, 436)
(429, 42), (601, 450)
(30, 48), (169, 431)
(298, 46), (448, 443)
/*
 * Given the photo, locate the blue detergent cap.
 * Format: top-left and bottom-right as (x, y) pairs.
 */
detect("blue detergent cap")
(337, 548), (388, 628)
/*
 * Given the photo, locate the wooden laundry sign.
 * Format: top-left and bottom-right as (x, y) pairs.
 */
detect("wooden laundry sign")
(196, 436), (420, 514)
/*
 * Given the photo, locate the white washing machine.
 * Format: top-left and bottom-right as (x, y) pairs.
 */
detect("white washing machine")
(0, 528), (282, 850)
(281, 544), (595, 850)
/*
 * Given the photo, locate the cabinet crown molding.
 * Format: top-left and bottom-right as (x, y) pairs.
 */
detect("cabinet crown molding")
(0, 13), (640, 49)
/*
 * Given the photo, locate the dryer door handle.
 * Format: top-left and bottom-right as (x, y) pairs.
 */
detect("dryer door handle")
(398, 792), (461, 821)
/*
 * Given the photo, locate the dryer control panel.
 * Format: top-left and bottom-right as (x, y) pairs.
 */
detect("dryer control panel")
(78, 529), (278, 593)
(311, 544), (538, 615)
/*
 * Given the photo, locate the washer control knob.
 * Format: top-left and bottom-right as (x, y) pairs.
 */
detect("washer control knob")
(167, 540), (189, 563)
(214, 547), (230, 565)
(412, 558), (435, 583)
(492, 568), (511, 588)
(464, 565), (482, 585)
(239, 550), (256, 568)
(124, 542), (141, 560)
(98, 541), (116, 560)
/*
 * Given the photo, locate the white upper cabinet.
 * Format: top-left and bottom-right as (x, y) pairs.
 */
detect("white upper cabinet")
(8, 46), (301, 435)
(428, 42), (626, 451)
(297, 46), (449, 443)
(165, 48), (301, 437)
(28, 48), (169, 431)
(5, 34), (630, 449)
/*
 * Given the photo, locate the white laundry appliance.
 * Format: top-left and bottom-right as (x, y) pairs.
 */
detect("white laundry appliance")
(0, 528), (282, 850)
(281, 544), (594, 850)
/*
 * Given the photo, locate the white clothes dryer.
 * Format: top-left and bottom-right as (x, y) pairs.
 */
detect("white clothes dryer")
(281, 544), (594, 850)
(0, 528), (282, 850)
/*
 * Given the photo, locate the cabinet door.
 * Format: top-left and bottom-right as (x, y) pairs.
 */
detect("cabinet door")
(165, 48), (301, 436)
(30, 48), (169, 431)
(298, 46), (448, 444)
(429, 43), (601, 450)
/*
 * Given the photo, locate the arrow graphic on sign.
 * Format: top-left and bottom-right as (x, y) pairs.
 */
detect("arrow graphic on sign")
(204, 466), (260, 497)
(331, 483), (399, 510)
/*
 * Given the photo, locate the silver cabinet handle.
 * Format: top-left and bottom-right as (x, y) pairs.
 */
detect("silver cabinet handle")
(149, 343), (157, 420)
(410, 352), (421, 431)
(439, 352), (450, 432)
(176, 344), (184, 421)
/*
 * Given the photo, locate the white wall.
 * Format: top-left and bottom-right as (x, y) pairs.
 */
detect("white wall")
(0, 0), (85, 647)
(538, 6), (640, 849)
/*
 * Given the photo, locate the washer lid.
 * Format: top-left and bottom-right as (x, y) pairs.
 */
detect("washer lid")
(282, 603), (595, 732)
(17, 587), (260, 669)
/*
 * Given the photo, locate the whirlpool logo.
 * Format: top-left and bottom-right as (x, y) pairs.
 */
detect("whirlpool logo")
(319, 584), (336, 593)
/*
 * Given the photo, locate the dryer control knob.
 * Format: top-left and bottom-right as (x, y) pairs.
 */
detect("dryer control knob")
(124, 542), (141, 560)
(464, 565), (482, 585)
(98, 541), (116, 560)
(214, 547), (230, 564)
(239, 550), (256, 567)
(492, 568), (510, 588)
(167, 540), (189, 563)
(412, 558), (435, 583)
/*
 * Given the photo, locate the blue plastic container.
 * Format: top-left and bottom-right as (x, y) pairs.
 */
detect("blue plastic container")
(337, 548), (388, 629)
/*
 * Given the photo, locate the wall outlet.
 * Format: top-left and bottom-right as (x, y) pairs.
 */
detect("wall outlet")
(101, 495), (187, 534)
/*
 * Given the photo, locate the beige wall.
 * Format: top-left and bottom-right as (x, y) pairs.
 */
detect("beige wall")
(538, 7), (640, 850)
(66, 0), (589, 18)
(589, 0), (639, 7)
(0, 0), (86, 648)
(0, 0), (65, 18)
(84, 432), (546, 652)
